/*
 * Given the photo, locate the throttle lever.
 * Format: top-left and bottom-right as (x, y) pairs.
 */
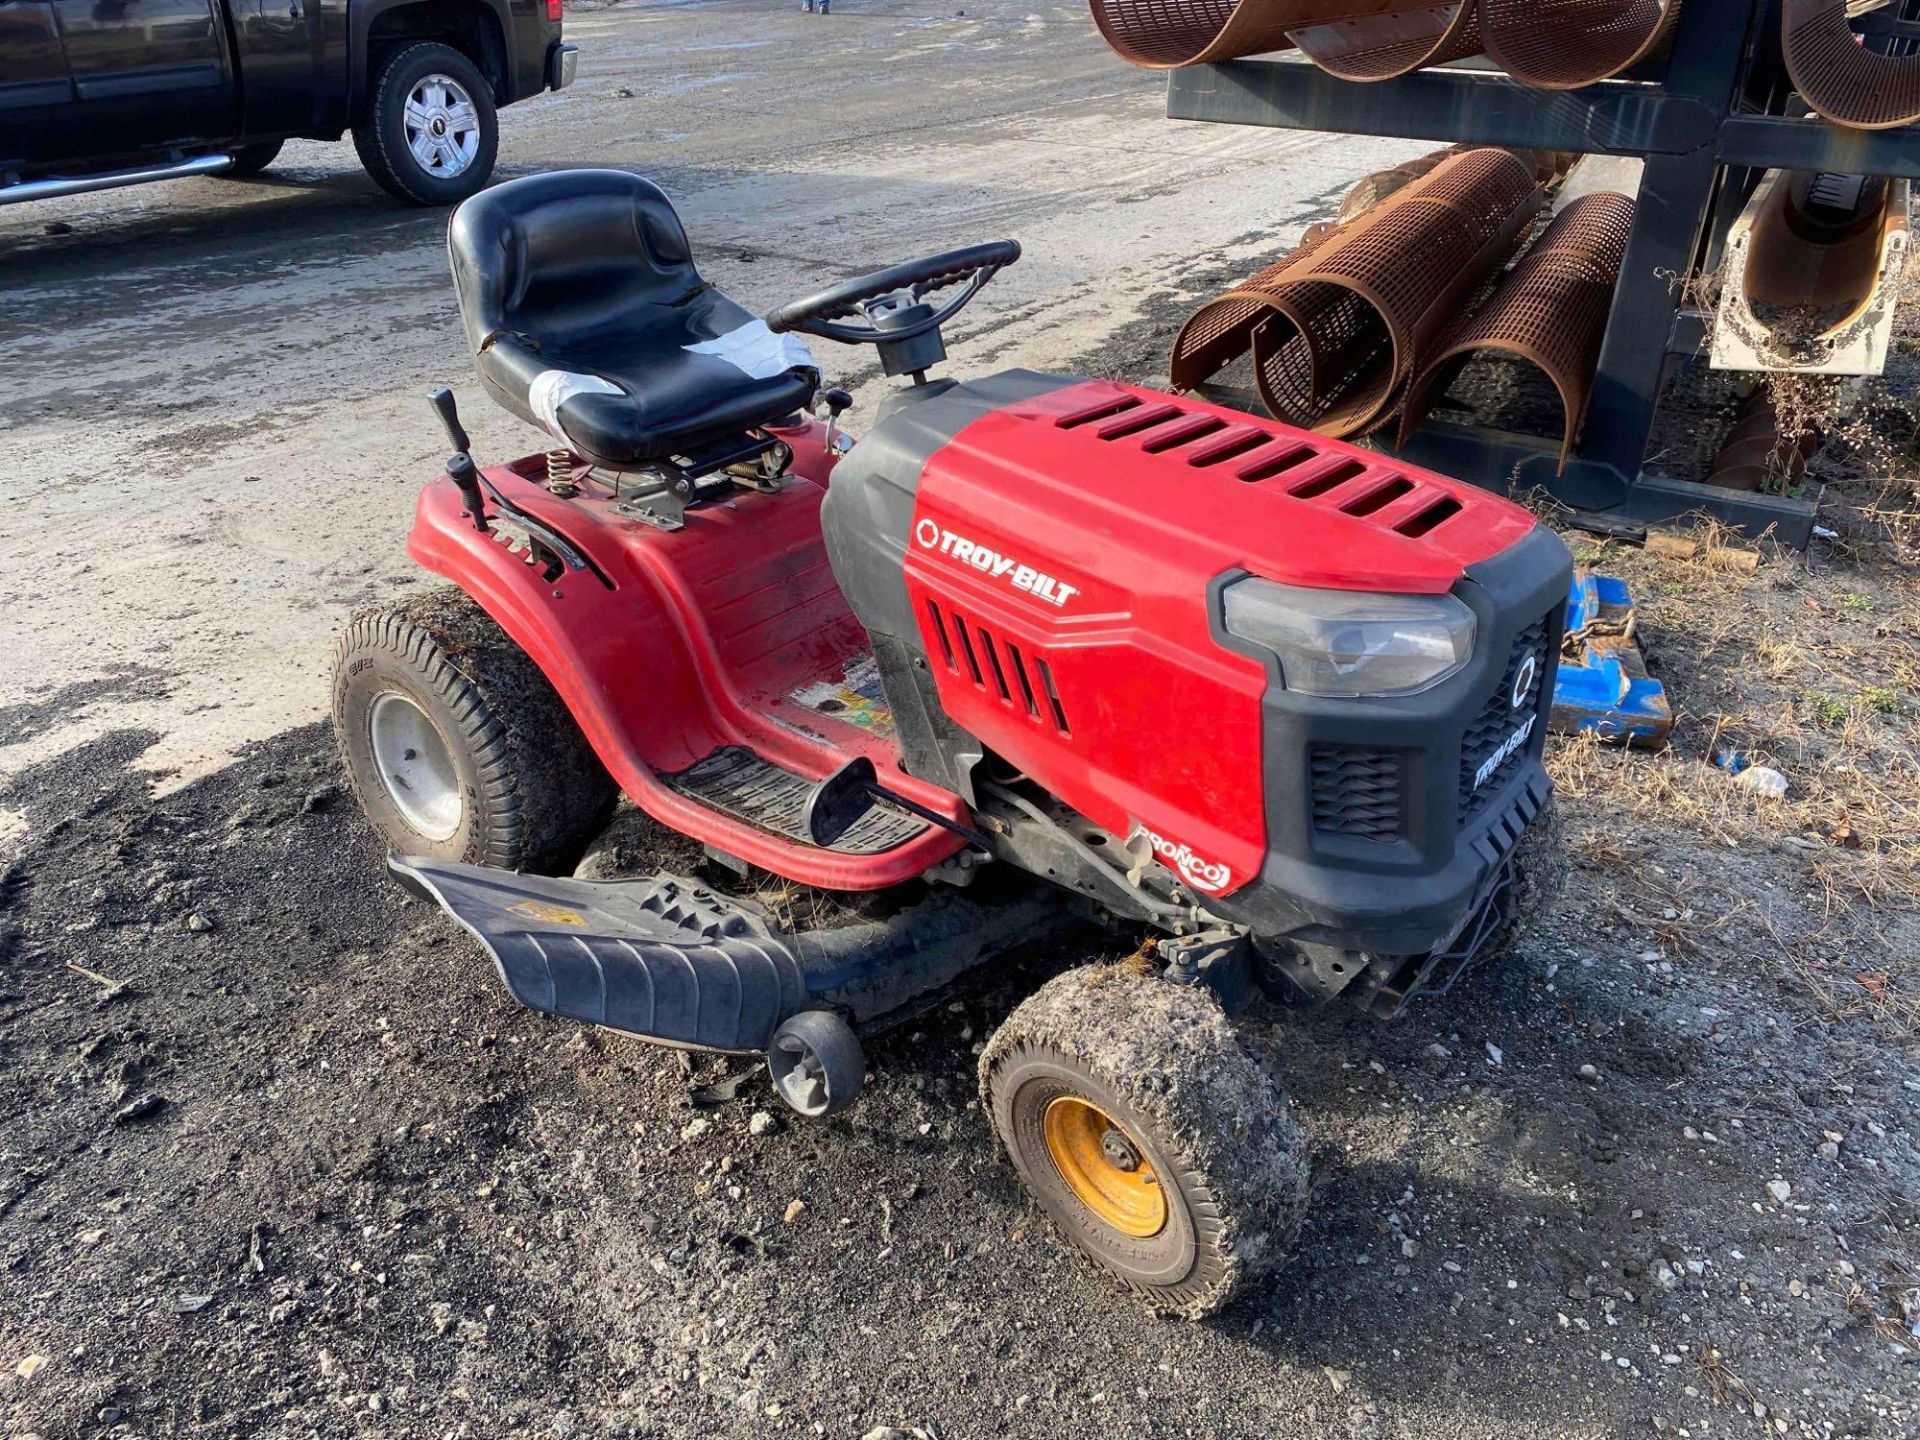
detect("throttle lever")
(428, 387), (488, 533)
(819, 388), (853, 454)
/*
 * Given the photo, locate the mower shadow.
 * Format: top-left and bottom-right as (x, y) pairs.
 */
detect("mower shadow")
(840, 935), (1636, 1428)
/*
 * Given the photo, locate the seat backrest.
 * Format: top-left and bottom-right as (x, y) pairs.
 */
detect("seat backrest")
(447, 169), (707, 355)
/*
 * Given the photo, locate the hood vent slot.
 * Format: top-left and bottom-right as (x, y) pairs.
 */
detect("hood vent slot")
(1289, 460), (1367, 499)
(1048, 389), (1468, 540)
(1396, 496), (1462, 537)
(1342, 476), (1415, 516)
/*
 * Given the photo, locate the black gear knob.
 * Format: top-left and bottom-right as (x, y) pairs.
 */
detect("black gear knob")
(428, 386), (471, 454)
(428, 387), (487, 532)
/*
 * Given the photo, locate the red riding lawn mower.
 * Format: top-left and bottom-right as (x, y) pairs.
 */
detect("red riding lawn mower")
(332, 170), (1572, 1318)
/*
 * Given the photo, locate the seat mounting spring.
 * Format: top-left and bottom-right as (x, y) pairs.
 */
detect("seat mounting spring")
(545, 449), (579, 498)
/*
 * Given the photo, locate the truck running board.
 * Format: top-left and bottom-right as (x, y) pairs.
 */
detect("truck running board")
(1, 153), (234, 206)
(389, 856), (1058, 1053)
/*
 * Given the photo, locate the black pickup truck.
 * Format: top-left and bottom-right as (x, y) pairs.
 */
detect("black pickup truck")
(0, 0), (575, 206)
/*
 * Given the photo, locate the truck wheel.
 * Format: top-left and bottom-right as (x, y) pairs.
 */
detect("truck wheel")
(218, 140), (284, 179)
(980, 966), (1309, 1320)
(331, 588), (615, 872)
(352, 42), (498, 205)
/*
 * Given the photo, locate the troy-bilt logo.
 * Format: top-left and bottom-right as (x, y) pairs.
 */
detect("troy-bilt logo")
(914, 518), (1079, 609)
(1510, 652), (1539, 711)
(1472, 715), (1537, 792)
(1132, 826), (1233, 896)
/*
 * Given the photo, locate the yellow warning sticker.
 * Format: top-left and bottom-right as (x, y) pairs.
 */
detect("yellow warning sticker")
(506, 901), (587, 926)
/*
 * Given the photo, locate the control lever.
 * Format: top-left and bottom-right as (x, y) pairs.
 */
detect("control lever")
(429, 387), (488, 533)
(802, 755), (992, 851)
(819, 388), (853, 454)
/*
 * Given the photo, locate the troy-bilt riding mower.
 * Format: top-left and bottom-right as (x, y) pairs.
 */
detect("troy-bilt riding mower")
(332, 170), (1572, 1318)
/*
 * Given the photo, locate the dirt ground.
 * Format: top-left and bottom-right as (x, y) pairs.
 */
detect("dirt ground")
(3, 2), (1919, 1438)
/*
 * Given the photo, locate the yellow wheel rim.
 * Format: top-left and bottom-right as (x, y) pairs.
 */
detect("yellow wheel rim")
(1041, 1095), (1168, 1239)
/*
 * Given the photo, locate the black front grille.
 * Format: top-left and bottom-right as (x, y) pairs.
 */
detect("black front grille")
(1458, 618), (1550, 821)
(1310, 745), (1405, 841)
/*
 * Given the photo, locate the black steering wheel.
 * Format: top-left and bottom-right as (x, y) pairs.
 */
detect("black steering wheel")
(764, 240), (1020, 344)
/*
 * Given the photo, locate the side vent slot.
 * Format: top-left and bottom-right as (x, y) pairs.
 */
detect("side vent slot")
(1140, 415), (1227, 454)
(1056, 395), (1141, 430)
(1395, 496), (1463, 537)
(1289, 459), (1367, 500)
(953, 614), (985, 687)
(1036, 657), (1071, 734)
(925, 598), (957, 673)
(1341, 476), (1414, 517)
(977, 624), (1013, 703)
(1005, 642), (1041, 719)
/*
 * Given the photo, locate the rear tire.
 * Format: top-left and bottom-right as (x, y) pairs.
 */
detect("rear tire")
(218, 140), (284, 179)
(352, 42), (498, 206)
(331, 588), (615, 873)
(980, 966), (1309, 1319)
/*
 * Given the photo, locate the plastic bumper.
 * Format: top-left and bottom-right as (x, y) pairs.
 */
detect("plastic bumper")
(547, 42), (578, 92)
(1212, 523), (1573, 959)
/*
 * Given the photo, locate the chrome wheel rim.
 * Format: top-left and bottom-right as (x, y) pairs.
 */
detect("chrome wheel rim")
(368, 692), (462, 841)
(403, 74), (481, 179)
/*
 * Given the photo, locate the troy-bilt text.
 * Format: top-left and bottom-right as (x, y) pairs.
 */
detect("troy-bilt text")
(914, 519), (1080, 609)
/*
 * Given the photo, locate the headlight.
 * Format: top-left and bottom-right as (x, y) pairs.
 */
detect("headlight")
(1222, 578), (1476, 698)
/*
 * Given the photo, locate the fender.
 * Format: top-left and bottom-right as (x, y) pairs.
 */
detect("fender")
(403, 431), (969, 892)
(346, 0), (519, 113)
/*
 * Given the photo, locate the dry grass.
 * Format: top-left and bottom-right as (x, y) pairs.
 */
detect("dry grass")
(1549, 518), (1920, 1037)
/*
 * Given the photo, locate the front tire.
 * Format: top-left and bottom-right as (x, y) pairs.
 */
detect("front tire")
(351, 42), (498, 206)
(331, 588), (615, 873)
(980, 966), (1309, 1319)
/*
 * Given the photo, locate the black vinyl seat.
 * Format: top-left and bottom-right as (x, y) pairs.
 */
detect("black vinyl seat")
(447, 170), (819, 469)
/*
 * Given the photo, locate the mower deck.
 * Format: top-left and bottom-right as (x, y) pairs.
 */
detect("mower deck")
(391, 854), (1060, 1053)
(405, 436), (966, 888)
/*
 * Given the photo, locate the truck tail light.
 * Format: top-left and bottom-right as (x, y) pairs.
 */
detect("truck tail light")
(547, 0), (562, 20)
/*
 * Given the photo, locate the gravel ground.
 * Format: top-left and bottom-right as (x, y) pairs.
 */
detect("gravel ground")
(4, 2), (1920, 1437)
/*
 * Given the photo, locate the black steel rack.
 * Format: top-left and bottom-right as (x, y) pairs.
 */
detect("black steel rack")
(1166, 0), (1920, 545)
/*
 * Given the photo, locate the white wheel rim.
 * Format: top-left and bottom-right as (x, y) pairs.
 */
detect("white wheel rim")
(368, 692), (463, 841)
(403, 74), (481, 179)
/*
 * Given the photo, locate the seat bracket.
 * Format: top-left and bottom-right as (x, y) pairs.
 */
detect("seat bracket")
(612, 432), (794, 531)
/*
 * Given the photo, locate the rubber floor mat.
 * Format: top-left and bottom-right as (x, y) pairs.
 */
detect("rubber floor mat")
(663, 746), (929, 855)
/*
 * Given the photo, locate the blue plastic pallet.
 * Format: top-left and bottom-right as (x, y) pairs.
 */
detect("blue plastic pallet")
(1551, 572), (1673, 746)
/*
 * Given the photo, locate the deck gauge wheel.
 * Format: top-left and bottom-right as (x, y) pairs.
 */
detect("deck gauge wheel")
(767, 1010), (865, 1118)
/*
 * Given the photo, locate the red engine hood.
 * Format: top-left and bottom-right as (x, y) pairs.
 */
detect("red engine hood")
(970, 380), (1539, 596)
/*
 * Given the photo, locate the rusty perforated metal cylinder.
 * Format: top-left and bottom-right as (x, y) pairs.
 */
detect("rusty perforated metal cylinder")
(1480, 0), (1684, 90)
(1289, 3), (1483, 81)
(1171, 147), (1544, 438)
(1782, 0), (1920, 131)
(1399, 191), (1637, 472)
(1086, 0), (1466, 68)
(1705, 388), (1820, 492)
